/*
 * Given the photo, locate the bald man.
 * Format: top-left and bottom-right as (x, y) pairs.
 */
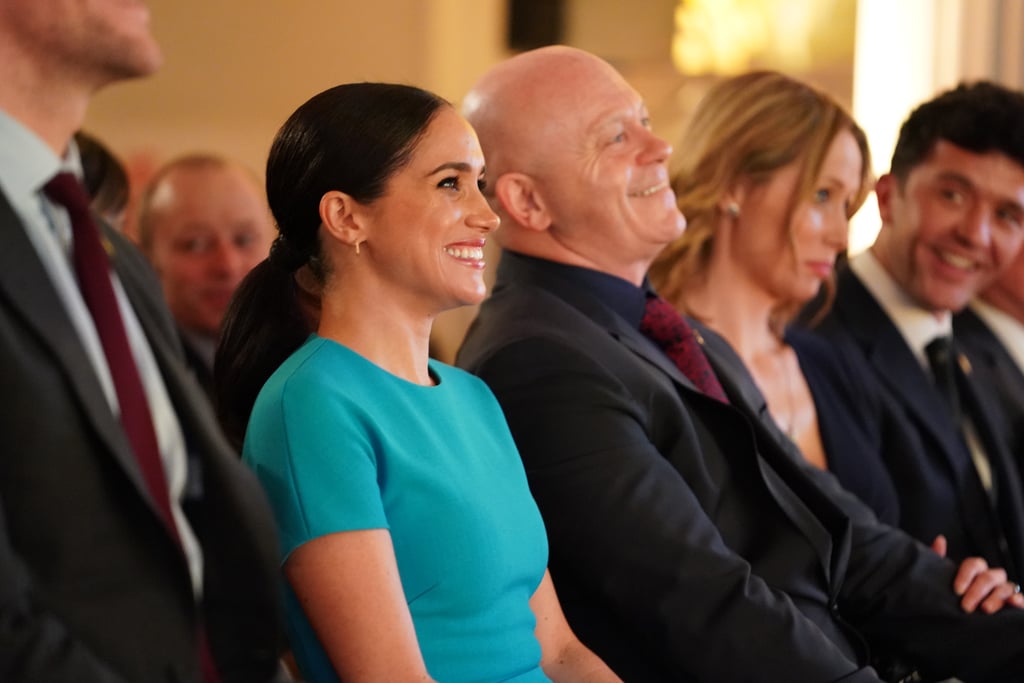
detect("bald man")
(457, 45), (1024, 682)
(139, 155), (275, 393)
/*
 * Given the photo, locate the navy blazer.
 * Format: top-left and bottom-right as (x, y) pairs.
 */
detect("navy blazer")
(0, 189), (283, 682)
(458, 251), (1024, 683)
(814, 265), (1024, 581)
(956, 306), (1024, 477)
(697, 322), (901, 525)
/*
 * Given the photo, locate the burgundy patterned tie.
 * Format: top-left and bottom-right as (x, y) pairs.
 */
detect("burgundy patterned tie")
(640, 295), (730, 404)
(45, 173), (223, 683)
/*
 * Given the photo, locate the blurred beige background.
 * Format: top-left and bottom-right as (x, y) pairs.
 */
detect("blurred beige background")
(84, 0), (1021, 360)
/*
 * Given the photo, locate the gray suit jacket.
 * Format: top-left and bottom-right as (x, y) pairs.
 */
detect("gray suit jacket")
(0, 189), (283, 682)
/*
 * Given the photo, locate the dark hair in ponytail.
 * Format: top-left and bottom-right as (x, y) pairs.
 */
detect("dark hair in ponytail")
(214, 82), (449, 448)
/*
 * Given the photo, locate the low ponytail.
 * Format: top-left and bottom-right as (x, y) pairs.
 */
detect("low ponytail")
(214, 259), (315, 449)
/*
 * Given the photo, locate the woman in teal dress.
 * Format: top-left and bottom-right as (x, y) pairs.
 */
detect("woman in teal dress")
(215, 83), (620, 683)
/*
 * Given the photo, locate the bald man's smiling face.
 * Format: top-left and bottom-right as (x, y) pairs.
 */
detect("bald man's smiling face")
(465, 47), (686, 284)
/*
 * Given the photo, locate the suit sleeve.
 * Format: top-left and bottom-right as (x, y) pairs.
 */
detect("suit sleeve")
(0, 503), (131, 683)
(721, 329), (1024, 681)
(831, 503), (1024, 682)
(472, 336), (883, 682)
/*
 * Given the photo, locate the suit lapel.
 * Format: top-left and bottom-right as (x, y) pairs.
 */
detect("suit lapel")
(614, 319), (704, 394)
(835, 270), (975, 476)
(956, 308), (1024, 408)
(956, 357), (1024, 578)
(696, 324), (848, 592)
(496, 253), (843, 589)
(503, 254), (709, 397)
(833, 269), (1018, 566)
(0, 193), (162, 516)
(611, 302), (842, 588)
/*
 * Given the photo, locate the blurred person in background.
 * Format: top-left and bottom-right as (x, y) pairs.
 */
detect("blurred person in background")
(139, 154), (275, 395)
(650, 70), (902, 523)
(75, 129), (130, 231)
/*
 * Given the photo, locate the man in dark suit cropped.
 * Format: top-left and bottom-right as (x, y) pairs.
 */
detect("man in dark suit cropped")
(457, 45), (1024, 682)
(956, 246), (1024, 481)
(0, 1), (283, 681)
(814, 83), (1024, 580)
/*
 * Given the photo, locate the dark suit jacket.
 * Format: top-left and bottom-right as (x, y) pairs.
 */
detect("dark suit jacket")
(761, 327), (900, 525)
(955, 306), (1024, 477)
(457, 251), (1024, 683)
(815, 266), (1024, 581)
(181, 332), (215, 401)
(0, 189), (283, 682)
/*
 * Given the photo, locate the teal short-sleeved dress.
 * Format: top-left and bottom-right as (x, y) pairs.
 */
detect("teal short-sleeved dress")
(243, 335), (551, 683)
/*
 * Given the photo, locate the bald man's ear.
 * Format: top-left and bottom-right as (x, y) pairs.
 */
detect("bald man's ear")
(494, 173), (552, 232)
(319, 190), (365, 247)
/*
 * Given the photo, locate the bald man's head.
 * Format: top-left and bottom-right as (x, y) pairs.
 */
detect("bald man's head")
(139, 155), (275, 337)
(462, 46), (685, 284)
(464, 47), (615, 184)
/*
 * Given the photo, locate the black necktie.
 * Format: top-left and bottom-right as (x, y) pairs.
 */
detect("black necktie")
(44, 174), (226, 682)
(925, 335), (961, 421)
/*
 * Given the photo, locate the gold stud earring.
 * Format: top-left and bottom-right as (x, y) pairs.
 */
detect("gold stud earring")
(355, 239), (363, 255)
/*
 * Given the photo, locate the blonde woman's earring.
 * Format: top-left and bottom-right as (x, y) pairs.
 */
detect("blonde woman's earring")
(726, 202), (741, 218)
(355, 239), (364, 255)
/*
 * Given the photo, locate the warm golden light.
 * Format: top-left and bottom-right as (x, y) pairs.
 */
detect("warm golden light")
(848, 0), (957, 254)
(672, 0), (848, 75)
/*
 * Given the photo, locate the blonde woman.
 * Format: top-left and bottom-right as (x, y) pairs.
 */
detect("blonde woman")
(650, 71), (891, 521)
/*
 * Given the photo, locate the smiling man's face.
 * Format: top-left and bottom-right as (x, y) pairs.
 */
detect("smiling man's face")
(872, 140), (1024, 313)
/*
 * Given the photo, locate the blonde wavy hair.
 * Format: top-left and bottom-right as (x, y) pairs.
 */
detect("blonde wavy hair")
(650, 70), (873, 334)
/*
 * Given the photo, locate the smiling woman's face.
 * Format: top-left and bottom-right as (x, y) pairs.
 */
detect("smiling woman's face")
(355, 106), (500, 315)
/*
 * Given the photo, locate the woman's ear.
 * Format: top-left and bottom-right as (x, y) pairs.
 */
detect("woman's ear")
(495, 173), (552, 232)
(319, 190), (365, 248)
(718, 181), (748, 217)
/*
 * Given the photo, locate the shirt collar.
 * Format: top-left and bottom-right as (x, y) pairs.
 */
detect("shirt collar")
(850, 248), (952, 366)
(506, 252), (650, 328)
(0, 107), (84, 202)
(970, 298), (1024, 373)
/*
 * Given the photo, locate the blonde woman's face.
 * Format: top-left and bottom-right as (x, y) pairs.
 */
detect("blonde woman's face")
(730, 129), (862, 305)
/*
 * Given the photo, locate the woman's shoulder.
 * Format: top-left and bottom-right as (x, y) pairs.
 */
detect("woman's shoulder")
(787, 326), (886, 423)
(787, 327), (862, 387)
(784, 326), (832, 360)
(250, 336), (370, 425)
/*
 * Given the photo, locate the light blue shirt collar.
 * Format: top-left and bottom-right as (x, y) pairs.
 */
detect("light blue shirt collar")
(0, 107), (83, 201)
